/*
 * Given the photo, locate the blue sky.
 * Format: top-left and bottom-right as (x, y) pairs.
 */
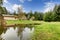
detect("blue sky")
(3, 0), (60, 13)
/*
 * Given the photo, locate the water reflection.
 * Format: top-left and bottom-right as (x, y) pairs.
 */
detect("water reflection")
(0, 27), (7, 40)
(0, 25), (34, 40)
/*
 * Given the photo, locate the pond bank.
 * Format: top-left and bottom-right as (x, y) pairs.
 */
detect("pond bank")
(5, 20), (41, 27)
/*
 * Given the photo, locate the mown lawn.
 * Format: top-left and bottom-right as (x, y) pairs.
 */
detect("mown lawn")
(31, 22), (60, 40)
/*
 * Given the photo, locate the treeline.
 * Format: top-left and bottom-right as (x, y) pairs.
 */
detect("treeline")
(24, 4), (60, 21)
(25, 11), (43, 20)
(0, 0), (60, 22)
(11, 11), (44, 20)
(43, 5), (60, 22)
(1, 4), (60, 22)
(21, 4), (60, 21)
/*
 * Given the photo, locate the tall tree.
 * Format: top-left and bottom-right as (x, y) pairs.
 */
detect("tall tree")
(43, 11), (53, 22)
(34, 11), (43, 20)
(13, 11), (17, 15)
(53, 5), (60, 21)
(27, 11), (33, 19)
(0, 0), (7, 26)
(0, 0), (3, 6)
(17, 7), (26, 20)
(0, 0), (7, 14)
(0, 7), (7, 14)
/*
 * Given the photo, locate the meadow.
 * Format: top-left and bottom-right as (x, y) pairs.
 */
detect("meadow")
(6, 20), (60, 40)
(31, 21), (60, 40)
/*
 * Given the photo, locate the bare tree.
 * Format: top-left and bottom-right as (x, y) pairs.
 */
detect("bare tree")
(17, 7), (27, 20)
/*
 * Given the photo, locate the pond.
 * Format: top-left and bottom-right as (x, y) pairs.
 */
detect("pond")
(0, 25), (34, 40)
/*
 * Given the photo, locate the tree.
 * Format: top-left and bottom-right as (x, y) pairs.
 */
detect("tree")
(0, 0), (3, 26)
(0, 0), (3, 6)
(0, 7), (7, 14)
(0, 0), (7, 26)
(34, 11), (43, 20)
(27, 11), (33, 20)
(0, 0), (3, 14)
(0, 0), (7, 15)
(13, 11), (17, 15)
(34, 11), (38, 20)
(43, 5), (60, 22)
(17, 7), (27, 20)
(52, 5), (60, 21)
(23, 12), (27, 17)
(43, 11), (53, 22)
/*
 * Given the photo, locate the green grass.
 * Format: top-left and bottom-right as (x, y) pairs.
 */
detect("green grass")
(6, 20), (41, 25)
(6, 20), (60, 40)
(31, 22), (60, 40)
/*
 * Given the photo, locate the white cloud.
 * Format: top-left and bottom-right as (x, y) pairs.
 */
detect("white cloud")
(3, 0), (13, 12)
(3, 0), (25, 13)
(3, 2), (23, 13)
(12, 4), (22, 11)
(3, 2), (14, 12)
(44, 2), (55, 13)
(19, 0), (32, 3)
(3, 0), (8, 3)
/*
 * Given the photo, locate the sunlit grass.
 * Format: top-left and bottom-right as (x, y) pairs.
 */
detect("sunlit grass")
(31, 22), (60, 40)
(6, 20), (60, 40)
(6, 20), (41, 25)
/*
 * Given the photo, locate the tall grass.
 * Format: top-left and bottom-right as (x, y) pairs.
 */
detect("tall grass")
(31, 22), (60, 40)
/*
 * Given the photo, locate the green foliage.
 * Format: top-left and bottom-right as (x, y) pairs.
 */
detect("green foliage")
(0, 0), (7, 14)
(27, 11), (33, 19)
(53, 5), (60, 21)
(0, 6), (7, 14)
(34, 11), (43, 20)
(13, 11), (17, 15)
(27, 11), (43, 20)
(0, 0), (3, 6)
(43, 11), (53, 22)
(43, 4), (60, 22)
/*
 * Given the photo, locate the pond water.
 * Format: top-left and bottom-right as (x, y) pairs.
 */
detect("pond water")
(0, 25), (34, 40)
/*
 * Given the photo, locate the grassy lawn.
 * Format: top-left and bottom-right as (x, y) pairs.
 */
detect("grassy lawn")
(31, 22), (60, 40)
(6, 20), (41, 25)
